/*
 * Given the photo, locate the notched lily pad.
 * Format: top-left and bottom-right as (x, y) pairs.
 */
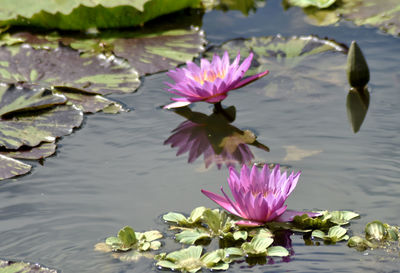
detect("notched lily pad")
(0, 44), (140, 95)
(0, 259), (57, 272)
(0, 142), (56, 160)
(0, 105), (83, 150)
(0, 154), (31, 180)
(0, 83), (66, 117)
(54, 88), (126, 114)
(206, 35), (347, 102)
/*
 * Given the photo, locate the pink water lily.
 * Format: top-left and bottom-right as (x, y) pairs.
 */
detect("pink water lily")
(163, 51), (269, 109)
(201, 164), (320, 226)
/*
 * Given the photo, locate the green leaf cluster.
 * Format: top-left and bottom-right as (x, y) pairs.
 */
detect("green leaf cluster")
(312, 226), (349, 243)
(104, 226), (162, 252)
(348, 221), (399, 251)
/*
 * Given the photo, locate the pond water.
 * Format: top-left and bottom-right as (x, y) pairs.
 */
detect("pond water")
(1, 1), (400, 272)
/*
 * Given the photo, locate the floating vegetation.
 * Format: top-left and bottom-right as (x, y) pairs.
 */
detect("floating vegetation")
(95, 207), (397, 272)
(0, 259), (57, 273)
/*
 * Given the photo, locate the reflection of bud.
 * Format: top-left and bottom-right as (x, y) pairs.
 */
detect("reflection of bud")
(346, 87), (370, 133)
(347, 41), (370, 89)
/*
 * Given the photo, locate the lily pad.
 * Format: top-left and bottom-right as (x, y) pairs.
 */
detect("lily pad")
(0, 0), (201, 30)
(0, 259), (57, 272)
(0, 83), (66, 117)
(0, 44), (140, 95)
(0, 142), (56, 160)
(54, 89), (125, 114)
(0, 154), (31, 180)
(0, 105), (83, 150)
(206, 35), (347, 102)
(292, 0), (400, 36)
(312, 225), (349, 243)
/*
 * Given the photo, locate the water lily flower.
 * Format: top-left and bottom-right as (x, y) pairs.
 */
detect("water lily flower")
(163, 51), (269, 109)
(201, 164), (320, 226)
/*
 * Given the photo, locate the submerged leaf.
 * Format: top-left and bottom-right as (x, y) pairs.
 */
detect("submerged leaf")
(0, 105), (83, 150)
(0, 45), (140, 95)
(0, 154), (31, 181)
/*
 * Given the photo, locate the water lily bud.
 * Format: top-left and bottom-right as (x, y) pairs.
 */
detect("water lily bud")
(347, 41), (370, 88)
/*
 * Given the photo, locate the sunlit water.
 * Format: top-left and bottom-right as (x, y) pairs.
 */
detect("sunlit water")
(1, 1), (399, 272)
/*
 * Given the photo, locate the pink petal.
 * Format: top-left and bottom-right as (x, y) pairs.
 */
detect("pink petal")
(163, 101), (191, 109)
(201, 189), (240, 217)
(235, 220), (265, 227)
(232, 69), (269, 90)
(274, 210), (321, 222)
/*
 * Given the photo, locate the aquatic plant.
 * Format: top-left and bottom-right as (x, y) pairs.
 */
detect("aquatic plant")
(163, 51), (269, 109)
(201, 164), (320, 226)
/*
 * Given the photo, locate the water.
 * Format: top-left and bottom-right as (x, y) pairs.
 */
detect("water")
(1, 1), (400, 272)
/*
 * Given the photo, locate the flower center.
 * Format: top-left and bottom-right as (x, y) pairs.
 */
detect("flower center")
(193, 69), (226, 85)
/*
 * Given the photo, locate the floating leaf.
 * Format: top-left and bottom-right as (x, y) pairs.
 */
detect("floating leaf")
(0, 45), (140, 95)
(0, 259), (57, 273)
(328, 211), (360, 225)
(163, 206), (206, 227)
(285, 0), (336, 9)
(0, 154), (31, 181)
(206, 35), (347, 102)
(266, 246), (290, 257)
(0, 0), (201, 30)
(118, 226), (137, 248)
(54, 89), (125, 114)
(233, 230), (248, 241)
(175, 229), (211, 245)
(0, 142), (56, 160)
(156, 246), (230, 272)
(242, 236), (274, 256)
(0, 83), (66, 117)
(365, 221), (387, 241)
(0, 105), (83, 150)
(312, 225), (349, 243)
(347, 236), (377, 251)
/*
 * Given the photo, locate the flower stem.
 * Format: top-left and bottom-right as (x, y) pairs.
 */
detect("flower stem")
(213, 102), (234, 122)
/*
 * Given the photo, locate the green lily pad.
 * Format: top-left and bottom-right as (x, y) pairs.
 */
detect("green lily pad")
(206, 35), (347, 102)
(0, 259), (57, 272)
(0, 154), (31, 181)
(0, 84), (66, 117)
(0, 0), (201, 30)
(293, 0), (400, 36)
(54, 89), (125, 114)
(0, 44), (140, 95)
(0, 142), (56, 160)
(0, 105), (83, 150)
(163, 206), (207, 226)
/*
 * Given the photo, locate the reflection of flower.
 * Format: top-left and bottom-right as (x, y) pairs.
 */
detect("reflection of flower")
(164, 120), (254, 169)
(201, 164), (320, 226)
(163, 51), (269, 109)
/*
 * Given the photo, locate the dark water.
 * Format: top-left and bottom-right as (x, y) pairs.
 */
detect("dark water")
(1, 1), (399, 272)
